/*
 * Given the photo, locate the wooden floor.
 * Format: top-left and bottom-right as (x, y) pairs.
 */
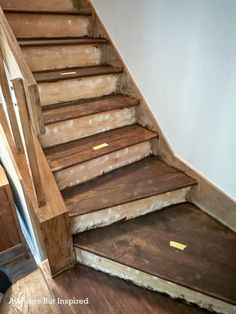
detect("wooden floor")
(0, 245), (37, 283)
(74, 203), (236, 305)
(45, 263), (210, 314)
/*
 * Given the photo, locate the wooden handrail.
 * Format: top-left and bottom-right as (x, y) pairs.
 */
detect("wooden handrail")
(0, 6), (44, 135)
(12, 78), (46, 207)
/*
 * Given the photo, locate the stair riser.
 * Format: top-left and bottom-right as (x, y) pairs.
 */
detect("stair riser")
(55, 141), (153, 190)
(39, 74), (119, 106)
(75, 248), (234, 314)
(70, 188), (191, 234)
(0, 0), (90, 13)
(40, 107), (136, 148)
(22, 45), (103, 72)
(6, 13), (90, 38)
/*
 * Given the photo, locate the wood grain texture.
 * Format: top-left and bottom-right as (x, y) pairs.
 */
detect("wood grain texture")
(43, 262), (209, 314)
(74, 203), (236, 305)
(1, 269), (59, 314)
(6, 13), (90, 38)
(64, 156), (196, 217)
(38, 74), (119, 106)
(23, 44), (103, 72)
(19, 37), (107, 47)
(42, 94), (138, 124)
(34, 65), (123, 83)
(45, 125), (156, 172)
(0, 0), (91, 14)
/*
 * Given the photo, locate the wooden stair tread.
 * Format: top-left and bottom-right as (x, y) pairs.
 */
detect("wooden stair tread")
(42, 95), (139, 125)
(4, 9), (92, 16)
(46, 263), (209, 314)
(34, 65), (123, 83)
(18, 37), (107, 47)
(45, 125), (156, 172)
(74, 203), (236, 305)
(64, 156), (196, 217)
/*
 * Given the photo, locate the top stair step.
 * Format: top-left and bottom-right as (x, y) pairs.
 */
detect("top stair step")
(18, 37), (107, 47)
(0, 0), (92, 15)
(34, 65), (123, 83)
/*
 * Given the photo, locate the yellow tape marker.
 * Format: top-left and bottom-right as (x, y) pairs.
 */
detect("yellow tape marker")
(61, 71), (77, 75)
(93, 143), (109, 150)
(169, 241), (187, 251)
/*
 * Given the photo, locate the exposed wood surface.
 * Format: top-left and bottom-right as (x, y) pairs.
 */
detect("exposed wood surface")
(19, 37), (107, 47)
(74, 203), (236, 305)
(0, 164), (8, 187)
(0, 245), (37, 283)
(43, 94), (138, 124)
(45, 125), (156, 172)
(0, 48), (24, 153)
(0, 0), (91, 14)
(23, 44), (103, 72)
(70, 187), (191, 234)
(40, 107), (136, 148)
(64, 156), (195, 216)
(43, 262), (209, 314)
(34, 65), (123, 83)
(4, 9), (91, 15)
(6, 13), (90, 39)
(0, 188), (21, 252)
(13, 79), (46, 207)
(1, 269), (59, 314)
(55, 141), (152, 190)
(38, 74), (119, 106)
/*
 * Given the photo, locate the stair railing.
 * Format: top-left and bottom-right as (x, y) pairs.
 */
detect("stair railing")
(0, 6), (46, 207)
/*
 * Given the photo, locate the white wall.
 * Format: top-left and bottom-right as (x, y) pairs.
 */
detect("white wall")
(93, 0), (236, 200)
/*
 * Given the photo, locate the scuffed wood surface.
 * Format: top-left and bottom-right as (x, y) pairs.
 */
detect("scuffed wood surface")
(1, 269), (59, 314)
(74, 203), (236, 305)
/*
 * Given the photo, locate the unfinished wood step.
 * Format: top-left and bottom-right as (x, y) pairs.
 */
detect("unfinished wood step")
(37, 66), (122, 106)
(62, 156), (196, 234)
(43, 263), (210, 314)
(42, 94), (139, 124)
(44, 125), (157, 190)
(6, 13), (90, 38)
(0, 0), (91, 14)
(74, 203), (236, 314)
(18, 37), (108, 47)
(40, 108), (136, 148)
(22, 41), (107, 72)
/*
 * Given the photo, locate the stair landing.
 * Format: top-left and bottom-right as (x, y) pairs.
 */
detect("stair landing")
(74, 203), (236, 312)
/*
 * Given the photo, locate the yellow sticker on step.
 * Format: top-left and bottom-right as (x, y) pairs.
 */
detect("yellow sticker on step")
(169, 241), (187, 251)
(93, 143), (109, 150)
(61, 71), (77, 75)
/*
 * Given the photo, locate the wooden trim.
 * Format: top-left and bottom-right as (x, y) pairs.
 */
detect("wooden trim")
(0, 47), (24, 153)
(89, 0), (236, 231)
(12, 78), (46, 208)
(0, 6), (45, 135)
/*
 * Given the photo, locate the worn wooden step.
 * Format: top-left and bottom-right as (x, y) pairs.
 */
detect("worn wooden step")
(18, 37), (108, 47)
(34, 65), (123, 83)
(6, 12), (90, 38)
(74, 203), (236, 314)
(44, 125), (156, 190)
(21, 39), (108, 72)
(63, 156), (196, 233)
(37, 66), (122, 107)
(40, 95), (138, 148)
(43, 262), (209, 314)
(42, 94), (138, 124)
(0, 0), (91, 14)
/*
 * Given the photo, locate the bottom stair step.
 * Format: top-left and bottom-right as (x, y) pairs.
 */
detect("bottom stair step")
(42, 262), (209, 314)
(64, 156), (196, 233)
(74, 203), (236, 314)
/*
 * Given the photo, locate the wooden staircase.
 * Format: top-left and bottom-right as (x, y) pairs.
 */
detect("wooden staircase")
(1, 1), (236, 313)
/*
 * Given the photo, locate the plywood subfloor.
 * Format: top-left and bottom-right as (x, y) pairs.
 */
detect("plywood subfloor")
(74, 203), (236, 305)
